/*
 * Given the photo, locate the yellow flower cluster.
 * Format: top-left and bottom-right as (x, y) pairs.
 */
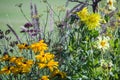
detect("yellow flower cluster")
(0, 54), (33, 74)
(0, 40), (66, 79)
(17, 40), (48, 53)
(76, 7), (101, 30)
(34, 44), (58, 72)
(31, 40), (66, 79)
(30, 40), (48, 53)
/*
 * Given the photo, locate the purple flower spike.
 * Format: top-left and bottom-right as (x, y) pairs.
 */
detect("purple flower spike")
(24, 22), (33, 28)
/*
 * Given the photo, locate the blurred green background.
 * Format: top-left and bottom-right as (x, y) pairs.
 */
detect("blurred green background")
(2, 0), (119, 35)
(0, 0), (68, 32)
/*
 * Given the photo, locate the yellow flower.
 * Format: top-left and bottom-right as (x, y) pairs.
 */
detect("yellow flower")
(14, 57), (24, 66)
(17, 43), (29, 51)
(47, 60), (58, 72)
(76, 7), (89, 22)
(40, 75), (49, 80)
(76, 7), (101, 30)
(9, 56), (17, 63)
(10, 67), (19, 74)
(36, 51), (55, 63)
(20, 63), (31, 73)
(37, 63), (47, 69)
(45, 52), (55, 61)
(97, 36), (110, 51)
(30, 40), (48, 53)
(0, 54), (10, 61)
(0, 66), (11, 74)
(85, 13), (101, 30)
(107, 0), (116, 11)
(25, 60), (34, 66)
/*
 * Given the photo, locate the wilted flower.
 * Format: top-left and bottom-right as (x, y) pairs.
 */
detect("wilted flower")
(108, 61), (113, 70)
(107, 0), (116, 11)
(100, 59), (108, 69)
(51, 69), (66, 79)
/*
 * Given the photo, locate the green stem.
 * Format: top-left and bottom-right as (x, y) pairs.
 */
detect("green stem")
(19, 7), (30, 22)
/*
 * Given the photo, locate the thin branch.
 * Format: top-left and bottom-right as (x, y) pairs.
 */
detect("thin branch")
(6, 24), (21, 43)
(69, 0), (92, 6)
(19, 7), (30, 22)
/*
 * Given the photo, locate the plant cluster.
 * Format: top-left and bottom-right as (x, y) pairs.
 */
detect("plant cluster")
(0, 0), (120, 80)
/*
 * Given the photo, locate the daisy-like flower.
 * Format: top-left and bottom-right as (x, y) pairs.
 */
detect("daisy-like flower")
(76, 7), (89, 22)
(10, 67), (19, 74)
(107, 0), (116, 11)
(37, 63), (47, 69)
(0, 66), (11, 74)
(20, 63), (31, 73)
(96, 36), (110, 51)
(14, 57), (24, 66)
(0, 54), (10, 61)
(17, 43), (29, 52)
(36, 51), (55, 63)
(30, 40), (48, 53)
(85, 13), (101, 30)
(47, 60), (59, 72)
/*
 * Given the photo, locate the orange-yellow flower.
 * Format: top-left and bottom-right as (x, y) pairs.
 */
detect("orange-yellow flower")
(30, 40), (48, 53)
(40, 75), (49, 80)
(14, 57), (24, 66)
(0, 54), (10, 61)
(0, 66), (11, 74)
(17, 43), (29, 51)
(36, 51), (55, 63)
(47, 60), (58, 72)
(37, 63), (47, 69)
(25, 60), (34, 66)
